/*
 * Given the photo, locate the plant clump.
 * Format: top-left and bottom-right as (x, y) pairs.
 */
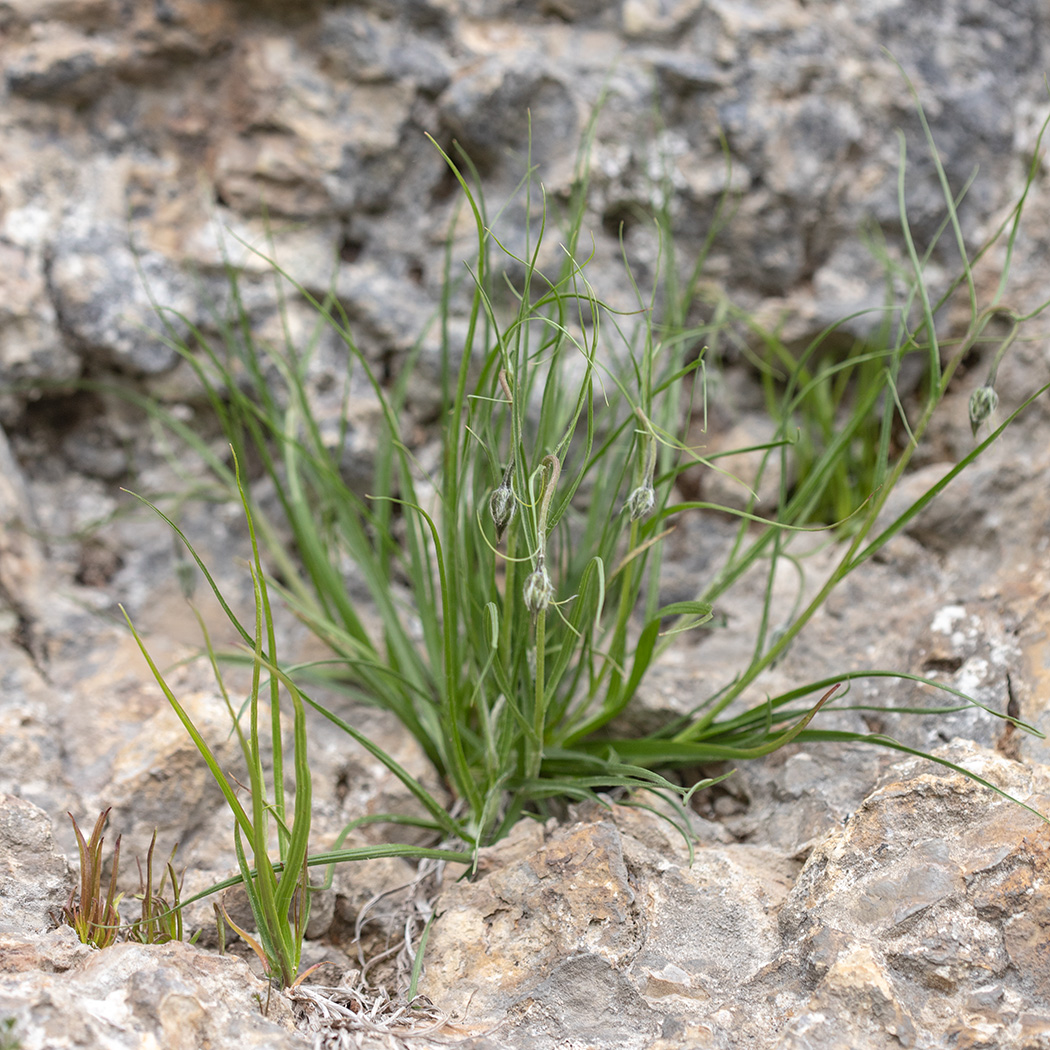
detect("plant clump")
(116, 86), (1050, 990)
(60, 810), (187, 949)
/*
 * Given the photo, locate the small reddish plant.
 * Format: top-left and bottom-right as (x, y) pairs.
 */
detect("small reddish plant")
(126, 830), (187, 945)
(63, 809), (122, 949)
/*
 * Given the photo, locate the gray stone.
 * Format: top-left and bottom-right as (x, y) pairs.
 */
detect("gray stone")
(438, 54), (580, 182)
(0, 940), (310, 1050)
(0, 241), (74, 424)
(772, 742), (1050, 1050)
(6, 33), (118, 104)
(622, 0), (705, 40)
(420, 806), (798, 1021)
(316, 7), (453, 95)
(0, 0), (1046, 446)
(48, 219), (188, 375)
(0, 425), (47, 628)
(505, 954), (661, 1050)
(417, 747), (1050, 1049)
(0, 796), (74, 935)
(0, 646), (71, 818)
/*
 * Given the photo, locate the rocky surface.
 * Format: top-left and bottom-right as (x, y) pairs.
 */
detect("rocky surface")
(2, 0), (1050, 1048)
(420, 745), (1050, 1049)
(4, 737), (1050, 1048)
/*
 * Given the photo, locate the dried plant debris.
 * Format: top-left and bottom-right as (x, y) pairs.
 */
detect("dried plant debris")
(291, 982), (452, 1050)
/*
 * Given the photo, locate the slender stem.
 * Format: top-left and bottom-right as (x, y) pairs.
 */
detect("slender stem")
(529, 608), (547, 779)
(679, 341), (970, 741)
(502, 528), (518, 688)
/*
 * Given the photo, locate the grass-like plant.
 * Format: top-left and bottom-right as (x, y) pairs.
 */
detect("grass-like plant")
(129, 84), (1050, 913)
(123, 460), (323, 986)
(0, 1018), (20, 1050)
(62, 809), (123, 949)
(124, 831), (187, 945)
(61, 809), (192, 947)
(753, 322), (894, 530)
(651, 91), (1050, 767)
(123, 457), (473, 987)
(137, 154), (735, 852)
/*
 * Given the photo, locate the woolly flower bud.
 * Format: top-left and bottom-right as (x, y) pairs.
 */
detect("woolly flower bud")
(969, 385), (999, 437)
(625, 484), (656, 521)
(489, 483), (516, 540)
(523, 566), (554, 615)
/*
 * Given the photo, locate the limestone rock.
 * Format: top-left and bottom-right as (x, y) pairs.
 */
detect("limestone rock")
(0, 940), (309, 1050)
(3, 0), (236, 101)
(438, 53), (580, 183)
(622, 0), (705, 40)
(0, 643), (71, 815)
(419, 746), (1050, 1049)
(0, 241), (73, 423)
(774, 742), (1050, 1050)
(421, 818), (640, 1016)
(48, 217), (189, 375)
(497, 954), (661, 1050)
(314, 6), (453, 94)
(0, 795), (74, 936)
(0, 0), (1046, 493)
(0, 426), (46, 624)
(421, 804), (798, 1026)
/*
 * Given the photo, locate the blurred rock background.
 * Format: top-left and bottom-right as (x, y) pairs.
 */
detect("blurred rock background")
(2, 0), (1048, 425)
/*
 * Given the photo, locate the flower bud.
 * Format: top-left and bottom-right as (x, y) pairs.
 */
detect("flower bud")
(489, 483), (516, 540)
(625, 484), (656, 521)
(523, 566), (554, 615)
(969, 385), (999, 437)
